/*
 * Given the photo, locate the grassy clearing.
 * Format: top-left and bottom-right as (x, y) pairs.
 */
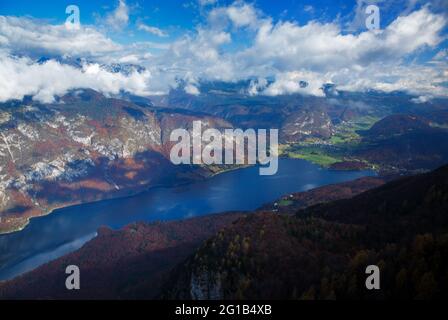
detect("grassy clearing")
(330, 116), (380, 145)
(287, 149), (340, 167)
(329, 133), (356, 144)
(278, 199), (294, 207)
(281, 115), (382, 167)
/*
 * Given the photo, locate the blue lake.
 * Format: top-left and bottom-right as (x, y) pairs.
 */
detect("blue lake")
(0, 158), (375, 280)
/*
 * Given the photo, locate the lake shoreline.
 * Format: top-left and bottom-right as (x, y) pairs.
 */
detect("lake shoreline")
(0, 159), (374, 235)
(0, 158), (376, 281)
(0, 164), (251, 236)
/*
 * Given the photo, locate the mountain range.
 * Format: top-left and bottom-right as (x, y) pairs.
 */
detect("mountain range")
(1, 84), (448, 234)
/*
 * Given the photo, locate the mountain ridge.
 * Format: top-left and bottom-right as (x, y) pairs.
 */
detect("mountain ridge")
(161, 164), (448, 300)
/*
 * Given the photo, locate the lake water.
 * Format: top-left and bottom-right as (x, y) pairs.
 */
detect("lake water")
(0, 158), (375, 280)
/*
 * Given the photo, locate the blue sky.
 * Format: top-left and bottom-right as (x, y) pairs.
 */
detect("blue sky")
(0, 0), (447, 102)
(1, 0), (442, 43)
(0, 0), (349, 26)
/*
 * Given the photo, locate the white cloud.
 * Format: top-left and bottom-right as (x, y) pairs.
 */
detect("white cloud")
(336, 63), (448, 98)
(185, 84), (200, 95)
(208, 2), (261, 29)
(411, 95), (432, 103)
(235, 6), (447, 97)
(261, 71), (328, 96)
(0, 16), (121, 57)
(226, 3), (259, 28)
(0, 2), (447, 102)
(161, 28), (233, 82)
(0, 54), (161, 103)
(106, 0), (130, 30)
(138, 23), (168, 37)
(240, 7), (445, 73)
(247, 78), (268, 96)
(303, 5), (314, 13)
(198, 0), (217, 6)
(433, 48), (448, 60)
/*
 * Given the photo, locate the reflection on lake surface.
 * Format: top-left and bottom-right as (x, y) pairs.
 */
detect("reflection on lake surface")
(0, 159), (375, 280)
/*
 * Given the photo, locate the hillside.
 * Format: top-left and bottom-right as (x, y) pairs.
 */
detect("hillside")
(356, 114), (448, 171)
(162, 165), (448, 300)
(282, 112), (448, 173)
(1, 165), (447, 300)
(361, 114), (430, 138)
(0, 90), (232, 234)
(0, 213), (245, 299)
(0, 175), (385, 299)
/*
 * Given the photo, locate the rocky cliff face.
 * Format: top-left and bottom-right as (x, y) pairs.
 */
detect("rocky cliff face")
(281, 106), (334, 142)
(0, 90), (232, 234)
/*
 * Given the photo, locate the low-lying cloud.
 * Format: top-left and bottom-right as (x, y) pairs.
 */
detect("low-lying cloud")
(0, 55), (158, 103)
